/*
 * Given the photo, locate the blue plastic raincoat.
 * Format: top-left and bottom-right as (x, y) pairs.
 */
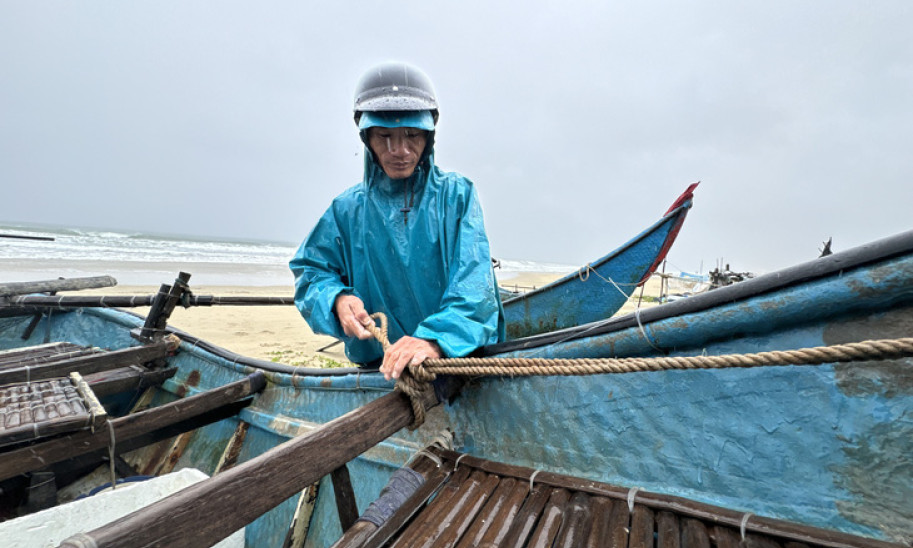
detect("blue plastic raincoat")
(289, 144), (505, 366)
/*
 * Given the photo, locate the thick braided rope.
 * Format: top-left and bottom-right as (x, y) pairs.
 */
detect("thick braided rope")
(365, 312), (913, 425)
(414, 337), (913, 379)
(365, 313), (434, 430)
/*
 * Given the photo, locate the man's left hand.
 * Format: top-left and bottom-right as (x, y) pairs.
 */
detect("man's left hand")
(380, 336), (442, 381)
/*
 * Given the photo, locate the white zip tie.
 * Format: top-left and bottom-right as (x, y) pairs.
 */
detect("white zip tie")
(529, 469), (541, 491)
(627, 486), (641, 513)
(454, 453), (467, 471)
(740, 512), (753, 540)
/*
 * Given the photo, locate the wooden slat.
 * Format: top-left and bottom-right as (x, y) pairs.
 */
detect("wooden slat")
(554, 491), (594, 548)
(526, 487), (571, 548)
(710, 525), (743, 548)
(0, 344), (97, 368)
(0, 372), (265, 481)
(428, 448), (902, 548)
(59, 387), (437, 548)
(630, 504), (656, 548)
(356, 457), (455, 548)
(458, 476), (529, 548)
(586, 498), (617, 548)
(390, 464), (473, 548)
(0, 343), (172, 385)
(430, 471), (500, 548)
(84, 366), (177, 399)
(500, 484), (553, 548)
(682, 518), (711, 548)
(658, 511), (682, 548)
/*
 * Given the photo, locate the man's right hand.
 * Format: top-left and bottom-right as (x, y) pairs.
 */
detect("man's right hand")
(334, 294), (375, 340)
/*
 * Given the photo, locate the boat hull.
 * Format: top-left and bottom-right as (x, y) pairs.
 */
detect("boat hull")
(1, 230), (911, 546)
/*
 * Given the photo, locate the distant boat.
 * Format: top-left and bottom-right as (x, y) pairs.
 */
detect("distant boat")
(501, 182), (698, 339)
(1, 227), (911, 547)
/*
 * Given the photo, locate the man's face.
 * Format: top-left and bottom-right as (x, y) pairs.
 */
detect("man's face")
(367, 127), (428, 179)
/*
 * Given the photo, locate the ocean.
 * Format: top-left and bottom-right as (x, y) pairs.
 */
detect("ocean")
(0, 222), (575, 287)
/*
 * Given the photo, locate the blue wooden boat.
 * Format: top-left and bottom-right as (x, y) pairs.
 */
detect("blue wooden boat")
(502, 182), (698, 339)
(0, 228), (911, 547)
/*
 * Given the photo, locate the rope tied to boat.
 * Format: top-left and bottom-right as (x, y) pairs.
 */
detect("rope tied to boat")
(365, 313), (913, 429)
(365, 313), (436, 431)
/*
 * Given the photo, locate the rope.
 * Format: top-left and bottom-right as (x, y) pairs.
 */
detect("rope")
(364, 313), (913, 430)
(416, 338), (913, 378)
(365, 313), (436, 431)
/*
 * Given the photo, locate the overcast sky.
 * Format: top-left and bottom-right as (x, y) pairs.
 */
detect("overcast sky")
(2, 2), (911, 275)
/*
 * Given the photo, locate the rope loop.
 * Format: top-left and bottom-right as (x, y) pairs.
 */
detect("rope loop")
(366, 312), (435, 430)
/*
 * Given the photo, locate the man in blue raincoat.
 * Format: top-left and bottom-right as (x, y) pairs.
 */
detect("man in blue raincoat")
(290, 62), (504, 382)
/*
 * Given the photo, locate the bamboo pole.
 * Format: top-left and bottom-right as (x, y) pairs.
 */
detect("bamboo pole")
(0, 276), (116, 297)
(3, 295), (295, 309)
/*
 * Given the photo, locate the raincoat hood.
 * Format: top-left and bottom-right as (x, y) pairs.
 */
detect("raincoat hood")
(290, 150), (505, 365)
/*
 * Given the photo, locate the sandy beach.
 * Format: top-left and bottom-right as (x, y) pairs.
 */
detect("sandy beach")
(67, 271), (668, 367)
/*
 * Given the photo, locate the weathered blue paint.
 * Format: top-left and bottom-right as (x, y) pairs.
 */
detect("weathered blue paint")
(502, 199), (693, 339)
(2, 231), (911, 545)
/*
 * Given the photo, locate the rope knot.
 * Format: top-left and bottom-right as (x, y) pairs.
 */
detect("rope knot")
(366, 312), (435, 430)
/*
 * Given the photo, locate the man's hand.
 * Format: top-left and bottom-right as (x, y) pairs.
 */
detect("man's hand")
(380, 336), (442, 381)
(334, 294), (374, 340)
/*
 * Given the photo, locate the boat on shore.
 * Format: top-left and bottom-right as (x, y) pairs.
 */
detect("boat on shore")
(500, 182), (698, 339)
(0, 228), (911, 547)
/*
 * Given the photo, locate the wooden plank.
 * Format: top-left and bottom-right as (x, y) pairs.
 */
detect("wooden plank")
(500, 483), (553, 548)
(456, 476), (525, 548)
(605, 495), (631, 548)
(629, 504), (656, 548)
(525, 487), (571, 548)
(213, 421), (250, 474)
(283, 483), (320, 548)
(475, 475), (532, 547)
(59, 387), (437, 548)
(0, 342), (86, 364)
(0, 276), (116, 297)
(429, 471), (500, 548)
(388, 463), (473, 548)
(658, 511), (682, 548)
(331, 465), (360, 533)
(357, 457), (455, 548)
(554, 491), (594, 548)
(585, 497), (615, 548)
(49, 398), (253, 488)
(0, 372), (265, 481)
(428, 448), (901, 548)
(682, 518), (711, 548)
(710, 525), (742, 548)
(84, 366), (177, 399)
(0, 343), (171, 384)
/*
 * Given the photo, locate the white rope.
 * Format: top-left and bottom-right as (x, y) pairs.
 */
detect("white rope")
(634, 307), (663, 352)
(414, 449), (442, 468)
